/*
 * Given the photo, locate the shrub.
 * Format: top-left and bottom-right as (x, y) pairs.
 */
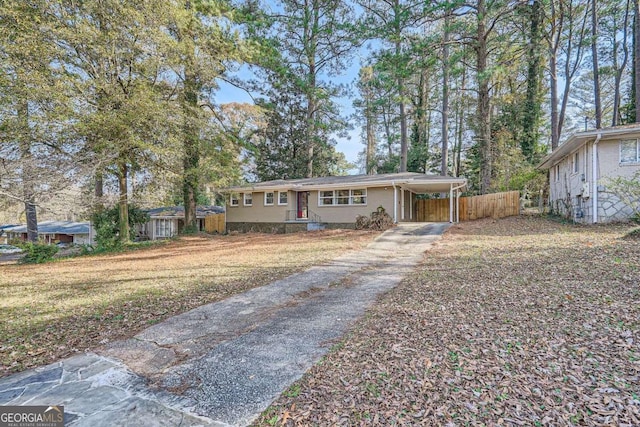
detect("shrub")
(91, 204), (149, 250)
(19, 242), (59, 264)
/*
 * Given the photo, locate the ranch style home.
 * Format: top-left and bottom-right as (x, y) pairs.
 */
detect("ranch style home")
(538, 124), (640, 223)
(224, 172), (467, 233)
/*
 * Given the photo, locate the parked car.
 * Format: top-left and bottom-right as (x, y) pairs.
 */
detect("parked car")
(0, 244), (23, 254)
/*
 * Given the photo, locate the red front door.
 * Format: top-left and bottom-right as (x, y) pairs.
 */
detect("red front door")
(297, 192), (308, 219)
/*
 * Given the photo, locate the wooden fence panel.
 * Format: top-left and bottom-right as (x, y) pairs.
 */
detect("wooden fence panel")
(204, 213), (226, 233)
(415, 191), (520, 222)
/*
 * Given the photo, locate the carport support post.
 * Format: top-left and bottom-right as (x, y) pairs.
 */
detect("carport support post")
(449, 184), (454, 223)
(392, 182), (398, 223)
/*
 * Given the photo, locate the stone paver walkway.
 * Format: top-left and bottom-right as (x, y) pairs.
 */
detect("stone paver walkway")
(0, 223), (449, 426)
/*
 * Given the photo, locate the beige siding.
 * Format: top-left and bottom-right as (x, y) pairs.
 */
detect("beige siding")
(310, 187), (395, 223)
(227, 187), (401, 224)
(226, 190), (292, 223)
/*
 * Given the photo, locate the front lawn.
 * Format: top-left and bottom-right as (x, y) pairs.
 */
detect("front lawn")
(257, 216), (640, 426)
(0, 230), (377, 376)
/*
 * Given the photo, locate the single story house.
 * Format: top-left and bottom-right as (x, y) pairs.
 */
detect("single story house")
(0, 224), (19, 244)
(538, 124), (640, 223)
(224, 172), (467, 233)
(4, 221), (94, 244)
(138, 206), (225, 240)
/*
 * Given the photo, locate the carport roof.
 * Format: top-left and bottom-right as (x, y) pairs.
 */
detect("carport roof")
(225, 172), (467, 194)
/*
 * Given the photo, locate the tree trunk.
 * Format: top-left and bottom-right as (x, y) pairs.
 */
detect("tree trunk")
(522, 0), (543, 162)
(17, 98), (38, 242)
(612, 0), (630, 126)
(364, 70), (377, 174)
(117, 161), (129, 243)
(635, 0), (640, 122)
(476, 0), (492, 193)
(591, 0), (602, 129)
(182, 1), (199, 231)
(441, 13), (450, 176)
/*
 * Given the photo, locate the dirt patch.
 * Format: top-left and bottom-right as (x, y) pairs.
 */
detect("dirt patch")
(0, 230), (378, 377)
(255, 216), (640, 426)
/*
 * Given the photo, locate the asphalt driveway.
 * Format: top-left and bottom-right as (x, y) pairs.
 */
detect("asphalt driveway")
(0, 223), (449, 426)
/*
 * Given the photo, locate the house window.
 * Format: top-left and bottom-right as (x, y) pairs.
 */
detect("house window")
(155, 219), (175, 238)
(336, 190), (350, 205)
(244, 193), (252, 206)
(572, 152), (579, 173)
(318, 189), (367, 206)
(264, 192), (274, 206)
(351, 189), (367, 205)
(319, 190), (334, 206)
(278, 191), (288, 205)
(230, 194), (239, 206)
(620, 139), (640, 163)
(554, 164), (560, 182)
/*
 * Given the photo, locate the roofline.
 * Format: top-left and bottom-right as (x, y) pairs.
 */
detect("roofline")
(538, 125), (640, 169)
(225, 177), (467, 193)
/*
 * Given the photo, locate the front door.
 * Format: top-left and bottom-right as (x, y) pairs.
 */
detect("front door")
(297, 192), (308, 219)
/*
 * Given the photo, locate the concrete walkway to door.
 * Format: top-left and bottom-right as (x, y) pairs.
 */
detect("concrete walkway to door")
(0, 223), (449, 427)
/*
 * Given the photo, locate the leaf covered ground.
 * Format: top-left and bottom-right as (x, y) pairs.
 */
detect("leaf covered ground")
(256, 216), (640, 426)
(0, 230), (377, 377)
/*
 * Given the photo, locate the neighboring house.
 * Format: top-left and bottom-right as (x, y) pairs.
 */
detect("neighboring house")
(539, 124), (640, 223)
(224, 172), (467, 233)
(138, 206), (225, 240)
(4, 221), (94, 244)
(0, 224), (19, 244)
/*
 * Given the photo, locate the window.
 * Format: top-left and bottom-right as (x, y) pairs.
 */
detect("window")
(155, 219), (175, 238)
(318, 189), (367, 206)
(319, 190), (334, 206)
(554, 164), (560, 182)
(621, 139), (640, 163)
(572, 152), (579, 173)
(351, 189), (367, 205)
(243, 193), (252, 206)
(336, 190), (350, 205)
(264, 192), (274, 206)
(278, 191), (288, 205)
(230, 194), (239, 206)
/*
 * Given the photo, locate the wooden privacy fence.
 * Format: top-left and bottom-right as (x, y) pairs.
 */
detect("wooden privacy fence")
(204, 213), (226, 233)
(415, 191), (520, 222)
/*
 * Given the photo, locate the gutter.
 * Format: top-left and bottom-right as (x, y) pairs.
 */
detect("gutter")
(592, 132), (601, 223)
(392, 181), (398, 223)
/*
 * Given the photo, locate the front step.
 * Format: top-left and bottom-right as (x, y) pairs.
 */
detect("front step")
(307, 222), (326, 231)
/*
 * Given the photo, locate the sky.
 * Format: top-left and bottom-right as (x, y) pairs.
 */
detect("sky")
(215, 52), (370, 174)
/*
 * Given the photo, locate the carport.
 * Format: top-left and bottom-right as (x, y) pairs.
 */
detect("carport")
(389, 175), (467, 223)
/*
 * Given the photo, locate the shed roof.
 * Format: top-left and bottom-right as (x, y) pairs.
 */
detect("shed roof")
(5, 221), (90, 235)
(225, 172), (467, 194)
(145, 206), (224, 219)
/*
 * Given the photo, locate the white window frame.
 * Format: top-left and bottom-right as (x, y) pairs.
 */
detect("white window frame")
(278, 191), (288, 205)
(230, 194), (239, 207)
(243, 193), (252, 206)
(155, 219), (175, 238)
(572, 152), (579, 174)
(554, 164), (560, 182)
(264, 191), (274, 206)
(318, 189), (367, 206)
(620, 139), (640, 164)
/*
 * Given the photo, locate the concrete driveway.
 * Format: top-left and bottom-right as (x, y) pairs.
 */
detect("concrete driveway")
(0, 223), (449, 426)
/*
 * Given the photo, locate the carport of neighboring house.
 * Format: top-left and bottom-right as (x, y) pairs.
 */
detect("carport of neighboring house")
(222, 173), (467, 232)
